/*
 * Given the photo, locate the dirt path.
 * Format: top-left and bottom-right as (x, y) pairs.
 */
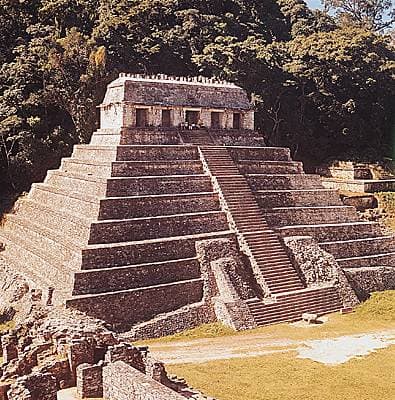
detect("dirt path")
(148, 328), (395, 365)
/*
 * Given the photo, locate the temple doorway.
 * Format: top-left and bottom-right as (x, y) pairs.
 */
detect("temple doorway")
(161, 110), (171, 127)
(211, 112), (221, 128)
(136, 108), (148, 127)
(186, 110), (200, 126)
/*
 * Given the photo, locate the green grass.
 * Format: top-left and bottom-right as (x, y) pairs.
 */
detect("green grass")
(167, 346), (395, 400)
(164, 291), (395, 400)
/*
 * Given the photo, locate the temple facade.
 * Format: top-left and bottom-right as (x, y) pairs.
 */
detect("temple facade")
(99, 74), (255, 131)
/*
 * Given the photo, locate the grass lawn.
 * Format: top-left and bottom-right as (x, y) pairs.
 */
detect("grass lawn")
(148, 292), (395, 400)
(167, 345), (395, 400)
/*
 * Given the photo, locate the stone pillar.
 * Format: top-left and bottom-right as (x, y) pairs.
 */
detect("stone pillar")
(243, 111), (254, 130)
(67, 339), (95, 383)
(200, 109), (211, 128)
(122, 104), (136, 127)
(151, 106), (162, 127)
(2, 334), (18, 363)
(223, 110), (232, 129)
(172, 107), (183, 128)
(0, 383), (10, 400)
(76, 363), (103, 399)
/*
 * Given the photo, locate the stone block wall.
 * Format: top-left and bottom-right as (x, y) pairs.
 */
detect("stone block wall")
(76, 363), (103, 399)
(103, 361), (185, 400)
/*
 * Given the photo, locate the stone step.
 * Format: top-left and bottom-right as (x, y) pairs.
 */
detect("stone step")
(66, 278), (204, 326)
(61, 158), (111, 177)
(99, 192), (220, 219)
(89, 129), (121, 146)
(112, 160), (203, 177)
(45, 170), (107, 197)
(13, 198), (92, 242)
(81, 230), (234, 269)
(1, 213), (80, 262)
(247, 174), (322, 190)
(73, 258), (200, 295)
(278, 221), (382, 241)
(256, 189), (342, 208)
(227, 146), (291, 162)
(116, 145), (199, 161)
(72, 145), (118, 162)
(320, 236), (395, 259)
(238, 160), (303, 175)
(264, 206), (359, 226)
(89, 211), (229, 245)
(336, 252), (395, 268)
(260, 269), (300, 278)
(246, 287), (341, 324)
(262, 274), (302, 284)
(249, 298), (339, 317)
(119, 128), (181, 145)
(30, 183), (100, 218)
(247, 286), (337, 306)
(0, 229), (75, 300)
(106, 175), (213, 196)
(250, 300), (340, 325)
(268, 283), (306, 294)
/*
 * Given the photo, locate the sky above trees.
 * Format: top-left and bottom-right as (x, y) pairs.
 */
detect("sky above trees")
(306, 0), (323, 9)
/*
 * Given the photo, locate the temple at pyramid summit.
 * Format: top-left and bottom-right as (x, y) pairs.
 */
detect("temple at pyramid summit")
(1, 73), (394, 333)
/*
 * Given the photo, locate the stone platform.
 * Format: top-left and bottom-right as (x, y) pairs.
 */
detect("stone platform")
(1, 74), (393, 333)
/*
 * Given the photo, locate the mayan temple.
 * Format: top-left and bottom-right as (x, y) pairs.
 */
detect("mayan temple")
(1, 74), (394, 333)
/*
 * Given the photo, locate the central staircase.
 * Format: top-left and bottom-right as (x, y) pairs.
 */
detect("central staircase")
(199, 145), (342, 325)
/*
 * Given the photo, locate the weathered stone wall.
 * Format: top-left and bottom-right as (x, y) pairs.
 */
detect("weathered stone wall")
(66, 279), (204, 328)
(125, 302), (215, 341)
(103, 361), (185, 400)
(196, 238), (257, 330)
(76, 363), (103, 399)
(102, 76), (252, 111)
(283, 236), (359, 308)
(344, 267), (395, 299)
(7, 373), (57, 400)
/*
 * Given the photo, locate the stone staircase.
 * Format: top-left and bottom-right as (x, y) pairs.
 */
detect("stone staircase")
(223, 147), (395, 278)
(246, 286), (341, 326)
(179, 129), (215, 145)
(199, 145), (342, 324)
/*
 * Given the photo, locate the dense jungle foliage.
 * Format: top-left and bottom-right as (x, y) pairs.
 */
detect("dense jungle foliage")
(0, 0), (394, 193)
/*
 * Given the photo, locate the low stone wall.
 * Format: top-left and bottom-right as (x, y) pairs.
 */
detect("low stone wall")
(7, 373), (57, 400)
(106, 174), (212, 197)
(98, 193), (219, 219)
(228, 146), (290, 161)
(88, 211), (228, 244)
(103, 361), (185, 400)
(283, 236), (360, 308)
(73, 259), (200, 295)
(66, 279), (204, 328)
(344, 267), (395, 299)
(125, 302), (215, 341)
(116, 145), (199, 161)
(81, 231), (233, 270)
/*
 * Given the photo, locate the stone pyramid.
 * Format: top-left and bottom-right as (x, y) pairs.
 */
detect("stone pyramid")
(1, 74), (393, 332)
